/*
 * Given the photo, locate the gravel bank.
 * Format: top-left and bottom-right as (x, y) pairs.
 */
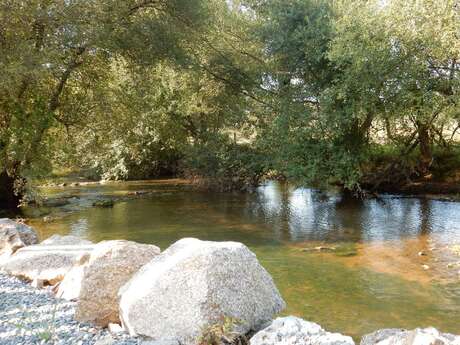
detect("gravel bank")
(0, 272), (140, 345)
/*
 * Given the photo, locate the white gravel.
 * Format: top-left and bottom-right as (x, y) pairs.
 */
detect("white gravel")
(0, 272), (141, 345)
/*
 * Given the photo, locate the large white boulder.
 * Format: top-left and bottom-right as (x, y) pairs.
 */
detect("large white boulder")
(0, 234), (94, 285)
(250, 316), (354, 345)
(360, 327), (460, 345)
(119, 238), (285, 344)
(0, 219), (39, 260)
(60, 240), (161, 326)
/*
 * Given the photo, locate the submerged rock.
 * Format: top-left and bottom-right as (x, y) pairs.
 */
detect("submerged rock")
(360, 327), (460, 345)
(42, 197), (70, 207)
(65, 240), (161, 326)
(0, 234), (94, 285)
(250, 316), (354, 345)
(0, 218), (39, 260)
(93, 199), (115, 208)
(119, 238), (285, 345)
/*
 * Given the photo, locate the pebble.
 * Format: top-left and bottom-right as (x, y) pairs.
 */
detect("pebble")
(0, 272), (141, 344)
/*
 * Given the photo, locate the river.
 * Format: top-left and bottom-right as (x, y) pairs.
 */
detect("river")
(23, 179), (460, 339)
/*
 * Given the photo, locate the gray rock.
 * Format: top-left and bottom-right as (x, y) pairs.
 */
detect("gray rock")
(70, 240), (160, 326)
(109, 323), (125, 334)
(360, 329), (404, 345)
(250, 316), (354, 345)
(119, 238), (285, 345)
(360, 327), (460, 345)
(0, 272), (140, 344)
(0, 218), (39, 260)
(1, 235), (94, 285)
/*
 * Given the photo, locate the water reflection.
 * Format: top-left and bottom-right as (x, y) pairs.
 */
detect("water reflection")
(252, 181), (460, 243)
(69, 218), (89, 238)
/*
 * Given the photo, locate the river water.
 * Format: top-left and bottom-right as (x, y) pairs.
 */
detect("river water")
(23, 179), (460, 339)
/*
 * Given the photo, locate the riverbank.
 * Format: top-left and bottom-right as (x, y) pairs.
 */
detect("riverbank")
(0, 273), (139, 345)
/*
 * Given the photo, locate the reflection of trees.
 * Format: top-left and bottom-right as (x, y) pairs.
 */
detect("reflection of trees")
(250, 181), (290, 241)
(64, 181), (459, 248)
(252, 182), (447, 244)
(419, 199), (432, 236)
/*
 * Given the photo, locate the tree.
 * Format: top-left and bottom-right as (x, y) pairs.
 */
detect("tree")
(250, 0), (460, 190)
(329, 0), (460, 185)
(0, 0), (209, 209)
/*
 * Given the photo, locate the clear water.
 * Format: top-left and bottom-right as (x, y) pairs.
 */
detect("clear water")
(24, 180), (460, 339)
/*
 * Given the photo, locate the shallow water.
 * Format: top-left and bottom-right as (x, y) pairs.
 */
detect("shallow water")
(24, 180), (460, 339)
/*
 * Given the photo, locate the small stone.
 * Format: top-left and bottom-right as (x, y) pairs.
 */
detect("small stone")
(94, 336), (115, 345)
(31, 278), (45, 289)
(418, 251), (427, 256)
(108, 323), (124, 334)
(422, 264), (430, 270)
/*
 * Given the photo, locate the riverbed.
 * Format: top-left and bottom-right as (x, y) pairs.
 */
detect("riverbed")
(22, 180), (460, 339)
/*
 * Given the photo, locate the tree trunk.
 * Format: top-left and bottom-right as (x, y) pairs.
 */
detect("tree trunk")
(416, 122), (433, 175)
(0, 170), (21, 211)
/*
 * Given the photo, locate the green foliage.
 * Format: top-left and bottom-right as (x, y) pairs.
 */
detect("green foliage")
(0, 0), (215, 204)
(183, 135), (267, 190)
(1, 0), (460, 207)
(251, 0), (460, 190)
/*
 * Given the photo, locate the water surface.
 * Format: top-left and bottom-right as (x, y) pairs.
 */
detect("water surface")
(25, 180), (460, 339)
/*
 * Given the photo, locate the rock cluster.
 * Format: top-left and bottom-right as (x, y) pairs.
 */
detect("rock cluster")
(2, 218), (460, 345)
(1, 234), (94, 285)
(119, 238), (285, 344)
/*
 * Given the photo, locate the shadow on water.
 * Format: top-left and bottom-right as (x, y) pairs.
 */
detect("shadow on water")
(24, 180), (460, 339)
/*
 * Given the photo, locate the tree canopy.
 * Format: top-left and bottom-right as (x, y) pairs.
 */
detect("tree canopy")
(1, 0), (459, 209)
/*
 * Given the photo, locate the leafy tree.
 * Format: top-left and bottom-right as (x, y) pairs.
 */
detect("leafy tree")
(250, 0), (460, 190)
(329, 0), (460, 186)
(0, 0), (210, 209)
